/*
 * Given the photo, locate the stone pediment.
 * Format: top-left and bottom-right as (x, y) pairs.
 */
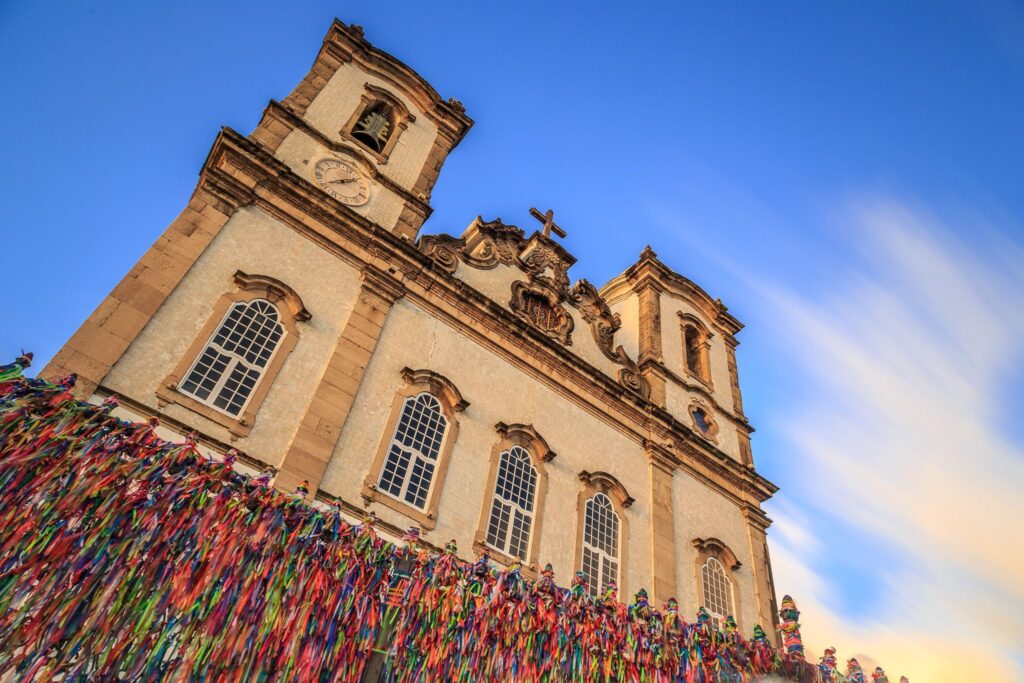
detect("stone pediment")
(419, 217), (649, 399)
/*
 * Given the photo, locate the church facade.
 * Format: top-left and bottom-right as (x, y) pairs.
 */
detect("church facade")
(43, 20), (780, 636)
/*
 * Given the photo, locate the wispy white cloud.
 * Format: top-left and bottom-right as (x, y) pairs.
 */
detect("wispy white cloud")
(649, 191), (1024, 681)
(762, 198), (1024, 681)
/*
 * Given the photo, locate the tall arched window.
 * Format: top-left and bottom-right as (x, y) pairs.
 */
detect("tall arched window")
(701, 556), (734, 627)
(582, 492), (620, 596)
(377, 392), (448, 509)
(679, 313), (713, 386)
(485, 445), (538, 560)
(179, 299), (284, 416)
(364, 369), (466, 530)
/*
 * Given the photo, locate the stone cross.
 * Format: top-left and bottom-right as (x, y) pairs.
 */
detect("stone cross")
(529, 207), (567, 240)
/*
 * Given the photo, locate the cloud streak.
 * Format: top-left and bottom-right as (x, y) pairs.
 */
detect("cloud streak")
(649, 189), (1024, 681)
(759, 198), (1024, 681)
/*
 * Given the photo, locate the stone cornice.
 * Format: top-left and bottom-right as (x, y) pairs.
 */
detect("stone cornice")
(199, 127), (778, 507)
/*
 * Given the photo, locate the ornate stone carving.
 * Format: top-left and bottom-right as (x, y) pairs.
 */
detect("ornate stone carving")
(570, 280), (621, 360)
(519, 238), (572, 299)
(419, 234), (464, 273)
(510, 281), (574, 345)
(420, 215), (650, 399)
(570, 279), (650, 400)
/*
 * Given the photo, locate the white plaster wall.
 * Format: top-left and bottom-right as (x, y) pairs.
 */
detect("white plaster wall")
(608, 294), (640, 361)
(450, 260), (522, 313)
(274, 130), (406, 232)
(303, 60), (439, 191)
(103, 206), (363, 466)
(672, 469), (760, 631)
(320, 298), (654, 596)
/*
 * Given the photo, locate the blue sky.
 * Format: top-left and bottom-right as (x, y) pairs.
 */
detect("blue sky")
(2, 2), (1022, 679)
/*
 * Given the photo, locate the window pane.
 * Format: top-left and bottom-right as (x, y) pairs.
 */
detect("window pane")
(581, 493), (620, 598)
(701, 557), (732, 621)
(377, 393), (447, 511)
(180, 299), (284, 417)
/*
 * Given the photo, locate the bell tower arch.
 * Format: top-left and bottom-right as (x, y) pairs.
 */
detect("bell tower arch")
(251, 21), (473, 239)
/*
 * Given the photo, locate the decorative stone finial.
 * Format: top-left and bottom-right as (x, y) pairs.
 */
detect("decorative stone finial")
(639, 245), (657, 260)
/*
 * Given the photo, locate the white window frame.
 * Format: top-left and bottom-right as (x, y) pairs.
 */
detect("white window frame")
(581, 492), (620, 596)
(701, 556), (735, 627)
(376, 392), (448, 511)
(178, 299), (284, 417)
(485, 445), (538, 560)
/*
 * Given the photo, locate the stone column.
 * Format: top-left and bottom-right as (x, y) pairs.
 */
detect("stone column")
(275, 265), (405, 496)
(646, 441), (678, 605)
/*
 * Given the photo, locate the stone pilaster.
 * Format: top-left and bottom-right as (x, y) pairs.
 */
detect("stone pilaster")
(275, 265), (405, 496)
(636, 277), (666, 408)
(42, 182), (243, 398)
(725, 335), (745, 417)
(743, 506), (779, 640)
(646, 441), (678, 605)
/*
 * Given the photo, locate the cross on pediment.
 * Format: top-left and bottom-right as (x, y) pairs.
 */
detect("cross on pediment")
(529, 207), (567, 240)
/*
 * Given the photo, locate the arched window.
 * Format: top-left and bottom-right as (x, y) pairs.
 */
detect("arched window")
(685, 325), (701, 371)
(701, 557), (734, 627)
(679, 313), (713, 386)
(351, 100), (395, 153)
(179, 299), (284, 416)
(364, 369), (466, 529)
(377, 392), (448, 509)
(485, 445), (538, 560)
(582, 492), (620, 596)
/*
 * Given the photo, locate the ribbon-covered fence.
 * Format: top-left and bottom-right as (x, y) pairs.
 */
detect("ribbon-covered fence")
(0, 355), (901, 682)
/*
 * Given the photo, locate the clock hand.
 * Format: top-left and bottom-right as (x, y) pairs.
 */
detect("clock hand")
(327, 177), (357, 184)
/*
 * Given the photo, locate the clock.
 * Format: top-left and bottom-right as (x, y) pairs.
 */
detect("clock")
(313, 157), (371, 206)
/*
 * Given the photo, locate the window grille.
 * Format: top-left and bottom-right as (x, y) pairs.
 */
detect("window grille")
(581, 492), (619, 596)
(485, 446), (538, 560)
(377, 393), (447, 510)
(179, 299), (284, 416)
(701, 557), (734, 627)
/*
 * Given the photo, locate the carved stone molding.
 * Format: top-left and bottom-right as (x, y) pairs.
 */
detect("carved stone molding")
(233, 271), (312, 322)
(420, 219), (653, 398)
(692, 537), (742, 571)
(578, 470), (635, 508)
(509, 281), (574, 346)
(495, 421), (557, 462)
(570, 280), (621, 361)
(400, 367), (469, 412)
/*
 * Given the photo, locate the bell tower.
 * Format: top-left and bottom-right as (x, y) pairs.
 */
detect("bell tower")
(250, 21), (473, 239)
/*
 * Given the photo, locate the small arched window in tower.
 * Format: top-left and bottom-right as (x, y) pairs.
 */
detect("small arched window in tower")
(351, 101), (395, 154)
(377, 392), (448, 510)
(693, 407), (710, 434)
(582, 492), (620, 596)
(486, 445), (538, 560)
(179, 299), (284, 417)
(701, 556), (734, 628)
(684, 323), (710, 383)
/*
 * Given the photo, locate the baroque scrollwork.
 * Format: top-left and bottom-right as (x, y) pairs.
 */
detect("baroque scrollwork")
(569, 280), (621, 361)
(419, 217), (524, 273)
(419, 216), (650, 399)
(509, 281), (574, 346)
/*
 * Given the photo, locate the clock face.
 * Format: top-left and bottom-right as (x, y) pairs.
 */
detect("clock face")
(313, 157), (371, 206)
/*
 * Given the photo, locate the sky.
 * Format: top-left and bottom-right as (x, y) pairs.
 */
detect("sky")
(2, 1), (1023, 680)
